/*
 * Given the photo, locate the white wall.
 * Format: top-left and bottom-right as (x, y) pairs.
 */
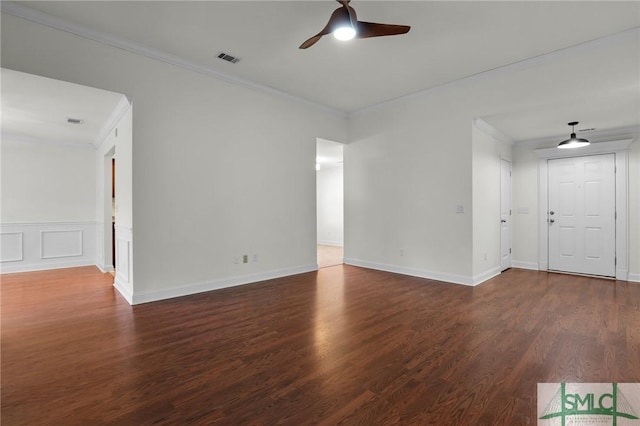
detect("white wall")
(317, 165), (343, 246)
(345, 97), (474, 284)
(629, 140), (640, 281)
(345, 27), (639, 285)
(1, 139), (96, 222)
(1, 13), (348, 302)
(471, 124), (512, 281)
(511, 145), (539, 269)
(0, 138), (98, 272)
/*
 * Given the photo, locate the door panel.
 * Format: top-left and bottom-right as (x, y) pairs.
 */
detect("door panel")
(500, 160), (512, 271)
(548, 154), (615, 277)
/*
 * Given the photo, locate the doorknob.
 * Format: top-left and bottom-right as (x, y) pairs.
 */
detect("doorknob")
(549, 211), (555, 215)
(549, 219), (555, 224)
(501, 219), (506, 223)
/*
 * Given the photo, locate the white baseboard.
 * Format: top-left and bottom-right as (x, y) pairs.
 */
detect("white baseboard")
(317, 240), (344, 247)
(344, 257), (475, 286)
(0, 259), (95, 274)
(628, 272), (640, 283)
(114, 276), (133, 304)
(131, 264), (318, 305)
(96, 264), (114, 273)
(511, 260), (540, 270)
(472, 266), (502, 285)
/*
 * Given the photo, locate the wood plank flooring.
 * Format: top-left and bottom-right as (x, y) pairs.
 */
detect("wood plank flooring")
(1, 266), (638, 425)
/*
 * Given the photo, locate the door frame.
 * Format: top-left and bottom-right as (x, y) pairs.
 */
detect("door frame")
(535, 139), (632, 280)
(500, 159), (512, 271)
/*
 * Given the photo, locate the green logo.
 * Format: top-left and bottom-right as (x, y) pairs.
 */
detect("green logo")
(539, 383), (639, 426)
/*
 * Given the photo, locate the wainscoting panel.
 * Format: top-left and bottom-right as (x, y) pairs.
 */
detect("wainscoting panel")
(0, 232), (24, 262)
(41, 230), (83, 259)
(113, 226), (133, 304)
(0, 222), (96, 273)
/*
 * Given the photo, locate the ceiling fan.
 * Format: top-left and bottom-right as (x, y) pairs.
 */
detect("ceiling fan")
(299, 0), (410, 49)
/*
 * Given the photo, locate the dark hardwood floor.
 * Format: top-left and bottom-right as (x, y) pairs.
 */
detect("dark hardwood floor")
(1, 266), (638, 425)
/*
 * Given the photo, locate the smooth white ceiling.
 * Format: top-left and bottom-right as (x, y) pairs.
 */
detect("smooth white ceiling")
(3, 1), (640, 143)
(1, 68), (127, 146)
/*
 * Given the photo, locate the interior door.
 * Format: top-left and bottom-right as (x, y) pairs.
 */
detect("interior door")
(500, 159), (512, 271)
(548, 154), (615, 277)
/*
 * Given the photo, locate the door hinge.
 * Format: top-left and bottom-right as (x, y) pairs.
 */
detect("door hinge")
(615, 211), (617, 219)
(509, 248), (512, 254)
(510, 209), (512, 216)
(615, 256), (617, 266)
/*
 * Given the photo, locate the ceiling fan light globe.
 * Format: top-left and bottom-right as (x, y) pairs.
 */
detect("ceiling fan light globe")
(333, 26), (356, 41)
(558, 139), (590, 149)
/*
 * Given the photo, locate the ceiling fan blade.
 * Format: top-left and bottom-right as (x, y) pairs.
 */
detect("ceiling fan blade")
(356, 21), (410, 39)
(299, 4), (351, 49)
(299, 33), (326, 49)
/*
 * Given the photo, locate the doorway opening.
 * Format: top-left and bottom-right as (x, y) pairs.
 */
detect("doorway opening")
(316, 138), (344, 268)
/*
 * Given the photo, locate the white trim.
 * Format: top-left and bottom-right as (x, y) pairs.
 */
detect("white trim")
(511, 260), (539, 271)
(474, 118), (514, 145)
(1, 1), (345, 119)
(114, 278), (133, 304)
(344, 257), (476, 286)
(535, 139), (633, 159)
(536, 139), (631, 281)
(40, 229), (83, 259)
(92, 95), (131, 149)
(628, 273), (640, 283)
(97, 263), (114, 273)
(317, 240), (344, 247)
(0, 259), (96, 274)
(473, 266), (502, 285)
(352, 27), (640, 116)
(0, 221), (97, 273)
(131, 264), (318, 305)
(113, 225), (133, 303)
(518, 125), (639, 149)
(0, 232), (24, 262)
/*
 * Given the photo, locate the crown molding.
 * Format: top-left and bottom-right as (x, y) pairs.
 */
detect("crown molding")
(92, 95), (131, 149)
(0, 1), (347, 119)
(473, 118), (514, 145)
(350, 26), (640, 117)
(517, 125), (639, 150)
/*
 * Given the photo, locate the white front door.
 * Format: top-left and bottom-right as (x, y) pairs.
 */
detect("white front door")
(500, 159), (512, 271)
(548, 154), (616, 277)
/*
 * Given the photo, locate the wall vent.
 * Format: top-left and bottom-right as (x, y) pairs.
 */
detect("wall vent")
(67, 117), (84, 124)
(217, 52), (240, 64)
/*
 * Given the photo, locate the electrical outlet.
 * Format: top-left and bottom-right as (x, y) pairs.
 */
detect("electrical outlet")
(253, 254), (258, 263)
(243, 254), (248, 264)
(233, 257), (240, 264)
(400, 249), (405, 257)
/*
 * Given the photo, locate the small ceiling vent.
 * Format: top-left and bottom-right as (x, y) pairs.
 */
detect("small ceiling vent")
(67, 117), (84, 124)
(217, 52), (240, 64)
(579, 128), (596, 132)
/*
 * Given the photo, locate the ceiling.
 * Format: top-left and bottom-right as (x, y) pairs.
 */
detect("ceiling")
(1, 68), (127, 146)
(2, 1), (639, 144)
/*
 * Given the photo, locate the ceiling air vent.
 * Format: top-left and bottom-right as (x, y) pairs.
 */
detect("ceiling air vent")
(579, 128), (596, 132)
(67, 117), (84, 124)
(217, 52), (240, 64)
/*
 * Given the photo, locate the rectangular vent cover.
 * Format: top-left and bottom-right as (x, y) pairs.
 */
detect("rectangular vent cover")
(67, 118), (84, 124)
(217, 52), (240, 64)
